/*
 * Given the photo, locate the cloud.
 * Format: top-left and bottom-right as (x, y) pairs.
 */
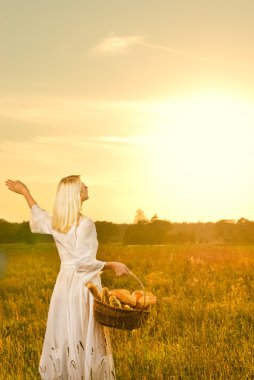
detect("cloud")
(90, 32), (208, 61)
(90, 33), (144, 55)
(90, 135), (156, 145)
(0, 134), (133, 185)
(0, 94), (157, 148)
(0, 94), (149, 127)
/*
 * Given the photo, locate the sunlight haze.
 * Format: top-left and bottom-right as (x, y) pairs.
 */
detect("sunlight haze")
(1, 1), (254, 223)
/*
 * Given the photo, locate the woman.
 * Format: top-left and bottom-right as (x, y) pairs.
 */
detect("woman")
(5, 175), (129, 380)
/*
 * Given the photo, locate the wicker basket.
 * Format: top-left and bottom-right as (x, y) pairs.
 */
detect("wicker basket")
(93, 272), (150, 330)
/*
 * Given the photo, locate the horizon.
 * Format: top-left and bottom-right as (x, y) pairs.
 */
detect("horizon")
(1, 211), (252, 226)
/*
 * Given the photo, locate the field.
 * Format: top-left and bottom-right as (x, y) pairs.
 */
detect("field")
(1, 243), (254, 379)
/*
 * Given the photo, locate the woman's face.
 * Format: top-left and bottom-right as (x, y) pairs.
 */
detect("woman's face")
(80, 182), (89, 203)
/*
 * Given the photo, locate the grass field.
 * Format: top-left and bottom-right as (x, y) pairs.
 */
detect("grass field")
(1, 243), (254, 379)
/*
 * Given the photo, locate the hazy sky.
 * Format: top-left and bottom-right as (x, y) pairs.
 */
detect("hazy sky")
(1, 0), (254, 223)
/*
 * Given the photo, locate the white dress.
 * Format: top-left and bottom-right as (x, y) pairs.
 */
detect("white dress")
(29, 204), (116, 380)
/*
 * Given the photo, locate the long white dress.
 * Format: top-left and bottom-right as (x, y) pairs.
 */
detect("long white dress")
(29, 204), (116, 380)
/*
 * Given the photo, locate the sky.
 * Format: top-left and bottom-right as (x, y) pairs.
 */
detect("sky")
(1, 0), (254, 224)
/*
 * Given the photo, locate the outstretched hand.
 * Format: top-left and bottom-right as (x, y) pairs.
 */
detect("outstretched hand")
(5, 179), (29, 195)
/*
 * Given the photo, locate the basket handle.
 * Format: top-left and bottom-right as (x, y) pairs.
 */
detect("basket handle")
(128, 271), (147, 311)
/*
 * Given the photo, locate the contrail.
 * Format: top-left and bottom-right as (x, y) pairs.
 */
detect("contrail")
(141, 42), (208, 62)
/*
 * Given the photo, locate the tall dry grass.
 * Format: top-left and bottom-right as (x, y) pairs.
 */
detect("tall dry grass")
(1, 243), (254, 379)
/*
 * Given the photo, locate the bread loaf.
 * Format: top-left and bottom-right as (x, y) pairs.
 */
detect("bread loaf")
(101, 287), (110, 304)
(135, 292), (157, 309)
(132, 290), (144, 302)
(109, 295), (122, 308)
(109, 288), (131, 295)
(86, 282), (102, 301)
(109, 289), (136, 307)
(122, 304), (131, 310)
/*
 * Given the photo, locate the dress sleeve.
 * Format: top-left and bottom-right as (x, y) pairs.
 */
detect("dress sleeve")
(29, 204), (52, 234)
(75, 219), (105, 277)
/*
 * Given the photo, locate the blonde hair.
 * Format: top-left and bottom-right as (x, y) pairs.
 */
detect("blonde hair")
(51, 175), (83, 233)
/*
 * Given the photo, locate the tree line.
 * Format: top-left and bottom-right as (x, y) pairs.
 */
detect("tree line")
(1, 212), (254, 245)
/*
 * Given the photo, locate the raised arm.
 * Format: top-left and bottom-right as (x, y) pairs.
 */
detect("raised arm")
(5, 179), (37, 209)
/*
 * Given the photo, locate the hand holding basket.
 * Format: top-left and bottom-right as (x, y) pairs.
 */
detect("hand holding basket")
(86, 272), (156, 330)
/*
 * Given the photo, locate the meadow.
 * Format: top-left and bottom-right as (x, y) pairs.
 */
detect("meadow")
(0, 243), (254, 379)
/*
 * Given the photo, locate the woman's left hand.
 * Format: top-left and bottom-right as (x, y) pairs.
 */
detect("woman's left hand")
(112, 262), (130, 276)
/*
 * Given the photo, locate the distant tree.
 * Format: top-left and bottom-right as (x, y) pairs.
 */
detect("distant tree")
(214, 220), (237, 243)
(16, 222), (35, 244)
(151, 213), (159, 222)
(236, 218), (254, 244)
(134, 209), (148, 224)
(167, 230), (195, 244)
(213, 219), (252, 244)
(0, 219), (19, 243)
(95, 221), (122, 243)
(124, 217), (172, 245)
(237, 217), (249, 225)
(146, 219), (172, 244)
(0, 218), (53, 244)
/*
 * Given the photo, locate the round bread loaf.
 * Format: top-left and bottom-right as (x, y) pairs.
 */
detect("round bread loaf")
(135, 292), (157, 309)
(109, 295), (122, 308)
(132, 290), (144, 302)
(109, 289), (136, 307)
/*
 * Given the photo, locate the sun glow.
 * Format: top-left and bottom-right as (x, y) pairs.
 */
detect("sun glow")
(141, 90), (254, 221)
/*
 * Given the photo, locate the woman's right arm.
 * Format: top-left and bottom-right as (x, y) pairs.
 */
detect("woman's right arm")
(5, 179), (37, 209)
(6, 179), (52, 235)
(75, 220), (130, 277)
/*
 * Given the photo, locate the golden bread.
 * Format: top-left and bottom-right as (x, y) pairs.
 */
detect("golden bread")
(109, 295), (122, 308)
(122, 304), (131, 310)
(86, 282), (102, 301)
(109, 289), (136, 307)
(101, 287), (110, 304)
(132, 290), (144, 302)
(135, 292), (157, 309)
